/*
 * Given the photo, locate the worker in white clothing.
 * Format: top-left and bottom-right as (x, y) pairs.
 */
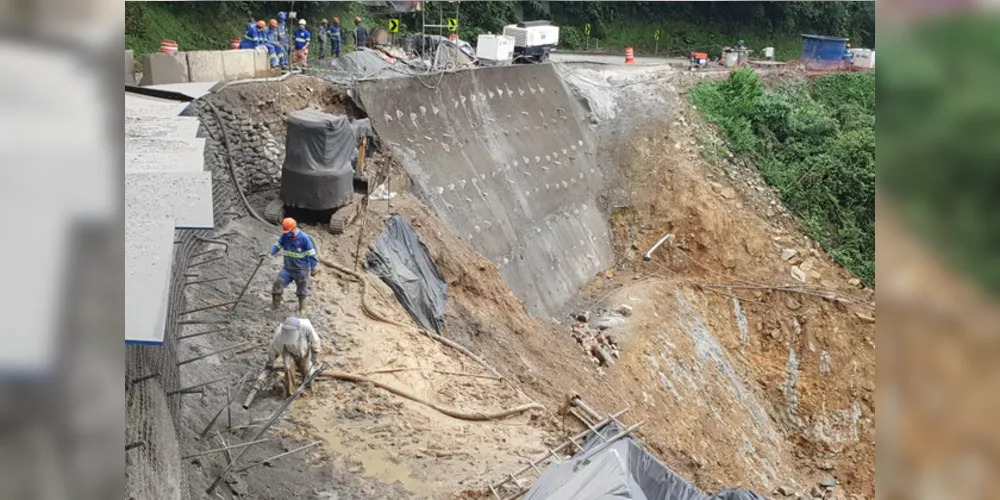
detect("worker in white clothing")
(264, 316), (322, 396)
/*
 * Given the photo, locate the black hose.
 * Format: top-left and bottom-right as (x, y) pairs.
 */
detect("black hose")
(203, 101), (273, 227)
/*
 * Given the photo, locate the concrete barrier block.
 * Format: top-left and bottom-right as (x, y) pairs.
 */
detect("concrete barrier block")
(222, 49), (256, 81)
(253, 46), (270, 77)
(139, 53), (189, 86)
(185, 51), (225, 83)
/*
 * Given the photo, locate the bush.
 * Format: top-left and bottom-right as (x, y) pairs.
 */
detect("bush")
(691, 68), (876, 286)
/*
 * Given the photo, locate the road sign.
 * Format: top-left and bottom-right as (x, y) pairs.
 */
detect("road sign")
(388, 19), (399, 33)
(654, 29), (661, 41)
(448, 18), (458, 32)
(584, 23), (591, 36)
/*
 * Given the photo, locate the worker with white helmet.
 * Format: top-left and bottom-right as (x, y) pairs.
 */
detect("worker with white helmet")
(264, 316), (322, 396)
(293, 18), (311, 68)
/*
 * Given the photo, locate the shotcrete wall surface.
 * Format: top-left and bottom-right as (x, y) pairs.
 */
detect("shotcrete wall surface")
(358, 64), (612, 316)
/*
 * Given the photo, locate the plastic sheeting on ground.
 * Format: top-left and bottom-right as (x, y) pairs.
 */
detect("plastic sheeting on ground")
(366, 215), (447, 333)
(280, 109), (366, 211)
(524, 421), (767, 500)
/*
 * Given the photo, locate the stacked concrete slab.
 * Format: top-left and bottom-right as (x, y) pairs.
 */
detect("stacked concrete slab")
(124, 93), (213, 344)
(358, 64), (613, 317)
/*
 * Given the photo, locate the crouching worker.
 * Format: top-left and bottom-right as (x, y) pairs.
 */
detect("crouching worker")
(268, 217), (318, 314)
(265, 316), (321, 396)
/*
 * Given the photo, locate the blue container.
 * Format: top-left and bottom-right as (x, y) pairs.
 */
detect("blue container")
(801, 34), (849, 70)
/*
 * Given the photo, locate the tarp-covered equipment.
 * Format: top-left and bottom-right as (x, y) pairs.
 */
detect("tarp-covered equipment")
(366, 215), (447, 333)
(280, 109), (366, 211)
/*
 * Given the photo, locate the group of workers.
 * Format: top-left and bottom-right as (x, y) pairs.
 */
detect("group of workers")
(242, 12), (372, 70)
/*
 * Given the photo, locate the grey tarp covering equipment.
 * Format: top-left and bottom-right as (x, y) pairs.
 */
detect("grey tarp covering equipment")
(525, 421), (767, 500)
(365, 215), (447, 333)
(280, 109), (364, 211)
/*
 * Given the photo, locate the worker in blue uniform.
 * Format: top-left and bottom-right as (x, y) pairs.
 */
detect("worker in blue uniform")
(239, 20), (265, 49)
(329, 17), (342, 57)
(263, 19), (287, 69)
(276, 11), (291, 57)
(293, 19), (311, 68)
(269, 218), (319, 314)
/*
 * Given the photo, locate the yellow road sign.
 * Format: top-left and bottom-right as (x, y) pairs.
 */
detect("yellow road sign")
(584, 23), (591, 36)
(388, 19), (399, 33)
(448, 18), (458, 32)
(654, 29), (661, 41)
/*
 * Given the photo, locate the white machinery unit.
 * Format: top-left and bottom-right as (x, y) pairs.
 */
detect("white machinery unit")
(476, 34), (515, 64)
(850, 48), (875, 69)
(502, 20), (559, 63)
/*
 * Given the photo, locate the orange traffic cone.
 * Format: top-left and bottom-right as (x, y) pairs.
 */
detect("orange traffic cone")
(160, 40), (178, 54)
(625, 46), (635, 64)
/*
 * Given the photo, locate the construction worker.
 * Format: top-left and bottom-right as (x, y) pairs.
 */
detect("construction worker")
(263, 19), (287, 69)
(317, 18), (331, 59)
(239, 20), (265, 50)
(353, 16), (368, 50)
(293, 19), (311, 68)
(264, 316), (322, 396)
(276, 11), (291, 57)
(329, 17), (342, 58)
(269, 217), (318, 314)
(246, 16), (256, 32)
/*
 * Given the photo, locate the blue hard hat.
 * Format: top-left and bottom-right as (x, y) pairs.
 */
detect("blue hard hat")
(278, 11), (286, 20)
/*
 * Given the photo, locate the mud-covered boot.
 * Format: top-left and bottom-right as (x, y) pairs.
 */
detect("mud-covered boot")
(297, 296), (308, 315)
(271, 281), (283, 310)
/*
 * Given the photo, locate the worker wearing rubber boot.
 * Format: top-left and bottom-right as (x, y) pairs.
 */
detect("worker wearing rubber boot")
(264, 316), (321, 396)
(269, 218), (318, 314)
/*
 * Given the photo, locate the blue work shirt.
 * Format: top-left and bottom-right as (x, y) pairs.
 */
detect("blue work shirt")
(329, 25), (341, 40)
(270, 231), (318, 270)
(294, 28), (311, 50)
(243, 25), (262, 46)
(263, 27), (277, 44)
(276, 21), (289, 43)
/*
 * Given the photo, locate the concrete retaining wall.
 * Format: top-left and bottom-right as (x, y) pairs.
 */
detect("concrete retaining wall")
(125, 50), (136, 84)
(139, 53), (190, 86)
(222, 49), (257, 80)
(358, 64), (613, 317)
(186, 50), (226, 83)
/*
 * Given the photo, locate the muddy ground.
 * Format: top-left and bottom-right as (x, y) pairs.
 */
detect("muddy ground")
(175, 66), (874, 500)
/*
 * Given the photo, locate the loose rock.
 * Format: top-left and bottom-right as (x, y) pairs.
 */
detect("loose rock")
(781, 248), (798, 261)
(791, 266), (807, 283)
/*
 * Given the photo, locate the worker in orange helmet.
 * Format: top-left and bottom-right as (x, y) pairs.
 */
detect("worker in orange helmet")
(317, 18), (331, 59)
(353, 16), (368, 50)
(330, 17), (342, 57)
(267, 217), (319, 314)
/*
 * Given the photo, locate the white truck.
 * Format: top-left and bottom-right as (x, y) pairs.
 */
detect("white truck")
(502, 20), (559, 63)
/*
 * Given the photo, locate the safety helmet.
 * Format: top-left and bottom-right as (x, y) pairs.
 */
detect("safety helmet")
(278, 11), (287, 20)
(333, 17), (340, 23)
(257, 20), (266, 29)
(281, 218), (297, 232)
(322, 18), (328, 23)
(270, 19), (278, 27)
(299, 19), (307, 25)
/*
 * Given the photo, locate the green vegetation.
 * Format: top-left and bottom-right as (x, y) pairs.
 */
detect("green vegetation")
(878, 16), (1000, 295)
(126, 1), (874, 60)
(690, 69), (875, 286)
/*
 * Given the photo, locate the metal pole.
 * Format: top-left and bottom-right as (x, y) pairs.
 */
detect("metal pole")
(179, 301), (237, 316)
(234, 442), (321, 473)
(230, 255), (267, 317)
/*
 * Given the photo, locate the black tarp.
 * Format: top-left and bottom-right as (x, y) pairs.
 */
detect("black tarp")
(365, 216), (447, 333)
(280, 109), (364, 211)
(524, 421), (768, 500)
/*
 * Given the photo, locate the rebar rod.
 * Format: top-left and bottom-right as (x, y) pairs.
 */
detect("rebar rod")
(177, 328), (229, 341)
(207, 363), (328, 494)
(180, 301), (237, 316)
(184, 276), (230, 287)
(182, 439), (268, 460)
(200, 373), (249, 439)
(234, 442), (320, 473)
(177, 342), (250, 366)
(129, 372), (160, 385)
(167, 377), (227, 396)
(195, 236), (230, 252)
(178, 319), (231, 326)
(188, 255), (225, 268)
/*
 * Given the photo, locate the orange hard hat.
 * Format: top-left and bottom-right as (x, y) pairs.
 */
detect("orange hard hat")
(269, 19), (278, 27)
(333, 17), (339, 23)
(281, 218), (297, 232)
(257, 20), (266, 28)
